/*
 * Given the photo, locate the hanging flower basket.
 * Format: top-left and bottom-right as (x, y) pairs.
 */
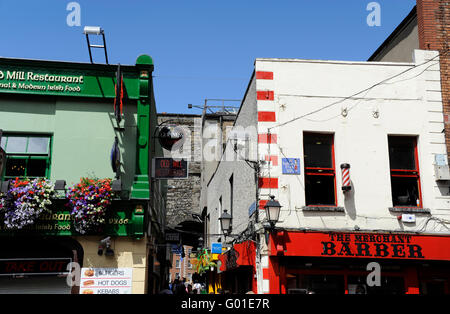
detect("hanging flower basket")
(0, 178), (55, 230)
(193, 248), (217, 275)
(66, 177), (115, 234)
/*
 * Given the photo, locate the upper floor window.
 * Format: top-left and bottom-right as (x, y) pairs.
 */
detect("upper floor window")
(303, 132), (336, 206)
(0, 134), (51, 180)
(388, 136), (422, 208)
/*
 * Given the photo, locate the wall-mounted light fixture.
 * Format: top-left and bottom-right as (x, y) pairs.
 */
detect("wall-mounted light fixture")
(98, 236), (114, 257)
(263, 195), (282, 244)
(219, 209), (232, 237)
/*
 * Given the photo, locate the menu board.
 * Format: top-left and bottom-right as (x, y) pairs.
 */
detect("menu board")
(80, 268), (133, 294)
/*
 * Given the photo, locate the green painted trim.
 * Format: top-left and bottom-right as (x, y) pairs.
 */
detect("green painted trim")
(0, 58), (144, 99)
(0, 201), (146, 238)
(1, 134), (52, 180)
(130, 55), (154, 200)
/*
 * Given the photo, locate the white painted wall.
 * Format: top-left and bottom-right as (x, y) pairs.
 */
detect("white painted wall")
(256, 49), (450, 235)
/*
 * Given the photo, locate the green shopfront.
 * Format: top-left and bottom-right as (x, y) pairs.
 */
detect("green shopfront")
(0, 55), (166, 294)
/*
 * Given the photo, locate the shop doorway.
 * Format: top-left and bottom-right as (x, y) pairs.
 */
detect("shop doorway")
(0, 237), (83, 294)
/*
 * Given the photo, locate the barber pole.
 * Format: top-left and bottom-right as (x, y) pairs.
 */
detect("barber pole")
(340, 163), (351, 192)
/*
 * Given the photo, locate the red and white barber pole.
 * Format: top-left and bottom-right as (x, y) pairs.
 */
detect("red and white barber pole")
(340, 163), (351, 192)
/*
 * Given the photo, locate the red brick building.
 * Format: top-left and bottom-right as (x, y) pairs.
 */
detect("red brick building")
(168, 246), (198, 283)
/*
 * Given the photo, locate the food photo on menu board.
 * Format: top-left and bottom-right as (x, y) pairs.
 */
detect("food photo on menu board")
(80, 268), (133, 294)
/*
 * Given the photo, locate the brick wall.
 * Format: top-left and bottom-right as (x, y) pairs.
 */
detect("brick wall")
(417, 0), (450, 161)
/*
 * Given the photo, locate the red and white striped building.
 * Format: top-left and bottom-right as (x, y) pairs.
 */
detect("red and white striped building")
(205, 47), (450, 294)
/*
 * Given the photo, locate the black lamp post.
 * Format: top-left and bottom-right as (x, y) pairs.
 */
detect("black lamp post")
(219, 209), (232, 236)
(264, 195), (282, 228)
(263, 195), (282, 244)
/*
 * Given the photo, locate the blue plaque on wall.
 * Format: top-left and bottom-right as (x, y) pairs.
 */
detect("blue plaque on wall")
(282, 158), (300, 174)
(211, 243), (222, 254)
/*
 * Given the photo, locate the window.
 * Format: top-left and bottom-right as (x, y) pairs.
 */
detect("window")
(1, 135), (52, 180)
(303, 133), (336, 206)
(388, 136), (422, 207)
(176, 259), (181, 269)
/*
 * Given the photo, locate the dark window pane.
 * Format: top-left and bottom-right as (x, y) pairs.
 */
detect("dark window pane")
(305, 175), (335, 205)
(27, 159), (47, 177)
(391, 176), (420, 207)
(294, 274), (345, 294)
(388, 137), (416, 170)
(304, 134), (333, 168)
(348, 276), (404, 295)
(5, 158), (26, 177)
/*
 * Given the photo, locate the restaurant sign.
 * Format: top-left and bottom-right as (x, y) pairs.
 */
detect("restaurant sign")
(0, 258), (71, 276)
(0, 65), (139, 99)
(272, 231), (450, 261)
(0, 207), (144, 238)
(80, 268), (133, 294)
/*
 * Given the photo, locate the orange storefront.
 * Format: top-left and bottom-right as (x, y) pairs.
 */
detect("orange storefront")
(268, 231), (450, 294)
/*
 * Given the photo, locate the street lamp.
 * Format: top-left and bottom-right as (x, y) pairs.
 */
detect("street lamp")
(263, 196), (282, 244)
(219, 209), (232, 236)
(264, 195), (282, 228)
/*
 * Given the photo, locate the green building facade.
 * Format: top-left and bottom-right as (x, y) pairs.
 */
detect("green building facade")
(0, 55), (167, 294)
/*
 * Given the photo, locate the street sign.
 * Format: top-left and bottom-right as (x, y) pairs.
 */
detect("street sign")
(152, 158), (188, 179)
(282, 158), (300, 174)
(211, 243), (222, 254)
(165, 232), (180, 243)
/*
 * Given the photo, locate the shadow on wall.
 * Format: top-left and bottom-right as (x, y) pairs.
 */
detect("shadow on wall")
(344, 181), (356, 220)
(0, 95), (56, 115)
(108, 107), (137, 194)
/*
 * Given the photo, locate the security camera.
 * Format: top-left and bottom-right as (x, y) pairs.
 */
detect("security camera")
(98, 237), (114, 256)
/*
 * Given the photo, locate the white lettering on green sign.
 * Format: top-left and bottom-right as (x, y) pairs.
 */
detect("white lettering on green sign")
(0, 70), (84, 94)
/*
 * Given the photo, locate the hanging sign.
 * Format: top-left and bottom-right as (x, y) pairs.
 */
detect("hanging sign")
(114, 64), (124, 125)
(152, 158), (188, 179)
(80, 268), (133, 294)
(157, 125), (186, 151)
(165, 232), (180, 243)
(110, 136), (120, 177)
(211, 243), (223, 254)
(282, 158), (300, 174)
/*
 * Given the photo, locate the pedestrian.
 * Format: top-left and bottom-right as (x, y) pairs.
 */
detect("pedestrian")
(175, 279), (188, 295)
(187, 284), (193, 294)
(193, 281), (202, 294)
(159, 283), (173, 294)
(172, 278), (179, 294)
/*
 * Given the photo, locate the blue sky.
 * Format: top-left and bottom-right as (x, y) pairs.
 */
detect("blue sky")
(0, 0), (416, 114)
